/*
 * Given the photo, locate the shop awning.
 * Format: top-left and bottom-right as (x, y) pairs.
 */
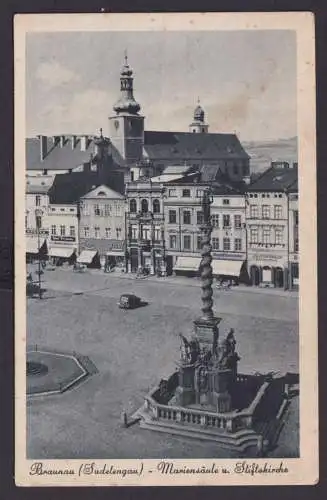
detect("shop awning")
(77, 250), (97, 264)
(26, 238), (46, 254)
(106, 251), (125, 257)
(49, 247), (75, 258)
(212, 259), (244, 277)
(173, 256), (201, 272)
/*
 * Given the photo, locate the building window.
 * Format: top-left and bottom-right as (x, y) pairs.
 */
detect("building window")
(183, 210), (191, 225)
(212, 237), (219, 250)
(94, 226), (100, 238)
(130, 199), (137, 213)
(142, 228), (149, 240)
(155, 229), (161, 241)
(275, 228), (284, 245)
(197, 235), (202, 250)
(51, 225), (56, 235)
(153, 199), (160, 213)
(94, 204), (101, 216)
(83, 226), (90, 238)
(197, 211), (204, 225)
(182, 189), (191, 198)
(234, 238), (242, 251)
(169, 189), (177, 197)
(274, 205), (283, 219)
(262, 205), (270, 219)
(211, 214), (219, 228)
(104, 204), (111, 216)
(169, 210), (177, 224)
(60, 225), (66, 236)
(141, 199), (148, 213)
(223, 199), (230, 205)
(233, 164), (238, 175)
(25, 216), (28, 229)
(234, 214), (242, 229)
(169, 235), (177, 249)
(196, 189), (204, 198)
(242, 164), (248, 176)
(183, 235), (191, 250)
(83, 205), (90, 216)
(250, 227), (258, 243)
(295, 238), (299, 252)
(223, 214), (230, 228)
(294, 210), (299, 226)
(223, 238), (230, 251)
(116, 227), (122, 239)
(250, 205), (258, 218)
(69, 226), (75, 238)
(131, 226), (137, 240)
(35, 195), (41, 206)
(262, 227), (271, 244)
(105, 228), (111, 238)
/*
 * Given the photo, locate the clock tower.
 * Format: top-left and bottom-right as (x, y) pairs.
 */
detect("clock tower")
(109, 53), (144, 164)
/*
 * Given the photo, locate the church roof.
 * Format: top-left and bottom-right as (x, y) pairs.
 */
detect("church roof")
(48, 170), (125, 204)
(143, 131), (249, 161)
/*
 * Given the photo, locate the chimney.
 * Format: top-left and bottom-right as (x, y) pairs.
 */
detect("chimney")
(60, 135), (66, 148)
(38, 135), (48, 161)
(80, 135), (89, 151)
(71, 135), (78, 149)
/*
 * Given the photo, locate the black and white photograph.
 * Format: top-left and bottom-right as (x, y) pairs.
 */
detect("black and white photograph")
(14, 12), (318, 486)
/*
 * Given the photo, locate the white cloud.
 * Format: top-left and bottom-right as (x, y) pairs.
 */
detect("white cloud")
(36, 61), (80, 88)
(36, 89), (113, 135)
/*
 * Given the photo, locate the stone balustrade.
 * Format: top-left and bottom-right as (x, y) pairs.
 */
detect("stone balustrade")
(143, 375), (284, 434)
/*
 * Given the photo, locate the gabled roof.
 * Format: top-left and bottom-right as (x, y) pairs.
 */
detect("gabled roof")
(164, 170), (243, 195)
(26, 137), (95, 171)
(247, 164), (298, 192)
(26, 136), (126, 171)
(48, 169), (125, 204)
(143, 131), (249, 161)
(82, 184), (125, 200)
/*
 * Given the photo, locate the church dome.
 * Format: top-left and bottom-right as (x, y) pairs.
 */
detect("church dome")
(120, 62), (133, 77)
(194, 104), (205, 122)
(113, 97), (141, 114)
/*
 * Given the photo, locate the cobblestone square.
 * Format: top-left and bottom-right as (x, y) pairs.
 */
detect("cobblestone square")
(27, 269), (299, 459)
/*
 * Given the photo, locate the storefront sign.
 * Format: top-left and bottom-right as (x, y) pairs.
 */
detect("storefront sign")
(212, 252), (244, 261)
(26, 229), (49, 236)
(51, 236), (76, 243)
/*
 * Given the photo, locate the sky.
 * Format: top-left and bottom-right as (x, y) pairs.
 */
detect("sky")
(25, 30), (297, 142)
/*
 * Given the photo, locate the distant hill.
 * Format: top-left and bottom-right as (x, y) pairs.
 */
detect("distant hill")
(243, 137), (298, 173)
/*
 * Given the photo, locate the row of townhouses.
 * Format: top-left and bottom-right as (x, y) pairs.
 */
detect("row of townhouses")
(25, 159), (298, 290)
(25, 55), (299, 290)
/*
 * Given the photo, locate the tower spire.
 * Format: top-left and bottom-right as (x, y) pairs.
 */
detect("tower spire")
(112, 52), (141, 115)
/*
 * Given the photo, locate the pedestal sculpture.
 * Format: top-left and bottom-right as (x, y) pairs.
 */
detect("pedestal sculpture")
(176, 189), (239, 413)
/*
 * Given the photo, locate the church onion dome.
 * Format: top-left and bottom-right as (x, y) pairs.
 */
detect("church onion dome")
(194, 104), (205, 122)
(113, 97), (141, 114)
(121, 62), (133, 77)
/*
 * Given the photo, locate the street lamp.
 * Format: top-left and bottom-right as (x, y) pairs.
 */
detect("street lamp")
(35, 208), (43, 299)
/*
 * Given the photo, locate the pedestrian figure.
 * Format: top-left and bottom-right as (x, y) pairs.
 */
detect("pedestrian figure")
(121, 411), (128, 428)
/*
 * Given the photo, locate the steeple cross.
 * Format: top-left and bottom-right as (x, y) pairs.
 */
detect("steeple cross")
(124, 49), (128, 65)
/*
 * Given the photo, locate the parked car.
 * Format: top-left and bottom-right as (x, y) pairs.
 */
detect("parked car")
(117, 294), (143, 310)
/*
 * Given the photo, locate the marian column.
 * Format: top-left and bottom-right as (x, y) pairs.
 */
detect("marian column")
(193, 188), (221, 350)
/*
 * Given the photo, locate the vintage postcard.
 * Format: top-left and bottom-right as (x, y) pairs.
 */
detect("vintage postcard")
(14, 12), (318, 486)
